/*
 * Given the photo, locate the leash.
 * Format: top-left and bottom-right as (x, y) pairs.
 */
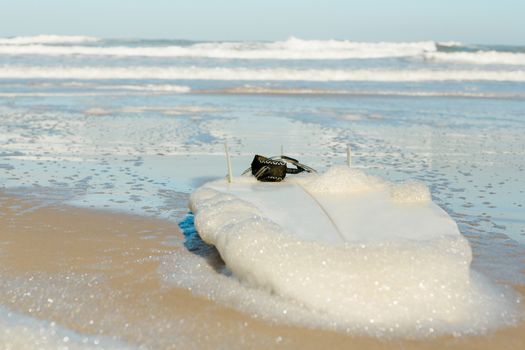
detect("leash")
(243, 154), (316, 182)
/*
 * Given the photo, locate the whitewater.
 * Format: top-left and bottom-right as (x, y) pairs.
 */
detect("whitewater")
(1, 35), (524, 98)
(0, 36), (523, 65)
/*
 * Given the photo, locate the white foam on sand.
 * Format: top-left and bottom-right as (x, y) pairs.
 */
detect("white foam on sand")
(186, 167), (523, 338)
(0, 306), (133, 350)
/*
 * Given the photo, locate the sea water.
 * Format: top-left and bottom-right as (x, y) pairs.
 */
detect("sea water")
(0, 35), (524, 342)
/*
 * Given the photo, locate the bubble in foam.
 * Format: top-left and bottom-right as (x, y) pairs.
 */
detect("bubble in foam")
(294, 165), (386, 194)
(389, 180), (431, 203)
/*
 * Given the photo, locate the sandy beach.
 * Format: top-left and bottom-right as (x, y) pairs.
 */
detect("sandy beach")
(1, 190), (523, 349)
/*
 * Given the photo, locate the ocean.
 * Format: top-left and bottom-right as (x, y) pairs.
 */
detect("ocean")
(0, 35), (524, 348)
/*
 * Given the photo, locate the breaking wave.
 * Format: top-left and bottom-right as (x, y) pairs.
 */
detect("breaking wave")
(97, 83), (191, 93)
(436, 41), (464, 48)
(0, 37), (436, 59)
(425, 51), (525, 66)
(1, 37), (523, 65)
(1, 65), (524, 82)
(0, 35), (100, 45)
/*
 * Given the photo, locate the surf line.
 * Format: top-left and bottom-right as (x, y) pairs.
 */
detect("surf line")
(292, 181), (346, 242)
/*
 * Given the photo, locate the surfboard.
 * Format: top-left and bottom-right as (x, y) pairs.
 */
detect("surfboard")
(193, 165), (461, 245)
(187, 165), (517, 336)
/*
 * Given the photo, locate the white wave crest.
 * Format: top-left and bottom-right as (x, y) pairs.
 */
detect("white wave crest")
(0, 37), (436, 59)
(425, 51), (525, 65)
(437, 41), (464, 47)
(1, 65), (524, 82)
(97, 84), (191, 93)
(0, 35), (100, 45)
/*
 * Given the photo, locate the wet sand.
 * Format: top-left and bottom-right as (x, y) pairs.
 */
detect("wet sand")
(0, 191), (523, 349)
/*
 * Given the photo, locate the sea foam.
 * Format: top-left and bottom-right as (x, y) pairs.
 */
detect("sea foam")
(0, 37), (435, 59)
(1, 66), (525, 82)
(0, 306), (133, 350)
(188, 167), (522, 337)
(1, 37), (523, 66)
(425, 51), (525, 66)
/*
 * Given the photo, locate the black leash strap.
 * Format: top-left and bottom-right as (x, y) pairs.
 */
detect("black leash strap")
(248, 154), (316, 182)
(280, 155), (317, 174)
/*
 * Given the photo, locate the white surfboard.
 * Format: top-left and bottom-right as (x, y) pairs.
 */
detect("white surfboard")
(204, 179), (344, 244)
(188, 165), (517, 337)
(197, 166), (461, 244)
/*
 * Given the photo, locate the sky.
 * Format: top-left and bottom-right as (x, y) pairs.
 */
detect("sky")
(0, 0), (523, 44)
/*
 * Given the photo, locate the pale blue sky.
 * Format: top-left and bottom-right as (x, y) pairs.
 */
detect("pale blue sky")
(0, 0), (523, 44)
